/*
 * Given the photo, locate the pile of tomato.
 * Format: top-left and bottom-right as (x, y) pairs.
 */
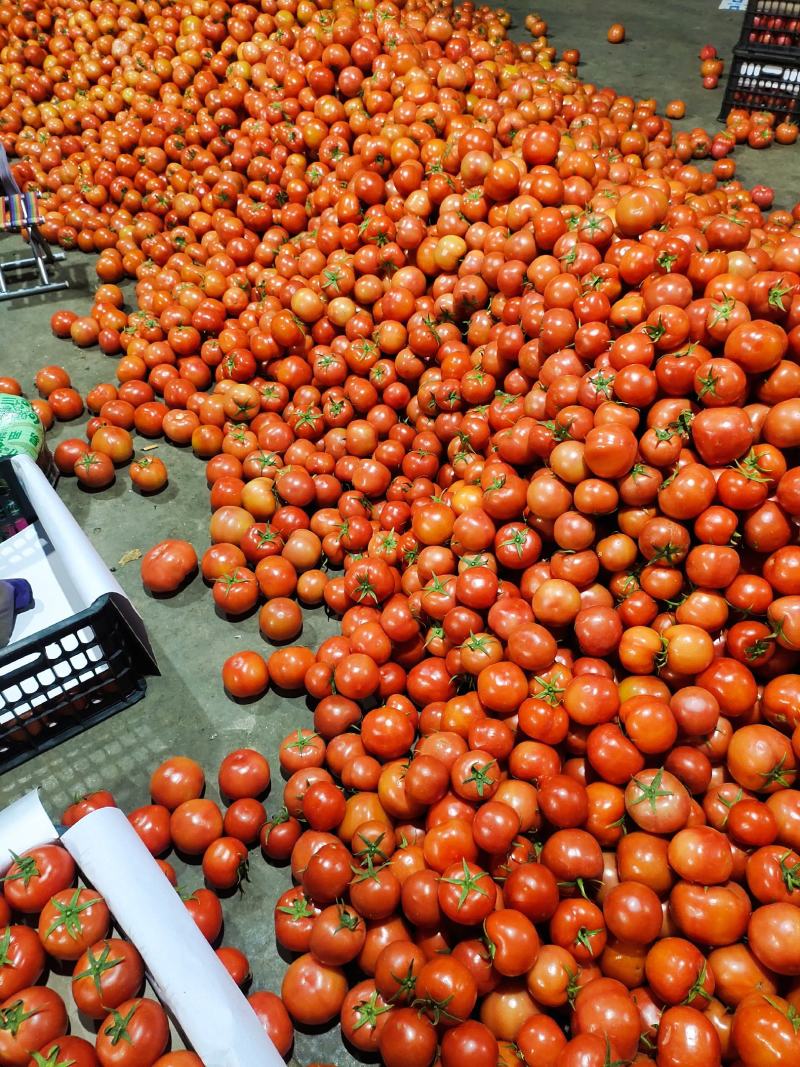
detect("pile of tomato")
(0, 750), (294, 1067)
(2, 0), (800, 1061)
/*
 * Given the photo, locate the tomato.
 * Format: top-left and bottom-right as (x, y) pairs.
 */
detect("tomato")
(732, 992), (800, 1066)
(216, 946), (250, 988)
(0, 928), (46, 999)
(29, 1036), (100, 1067)
(0, 988), (67, 1067)
(2, 847), (76, 914)
(141, 541), (197, 594)
(309, 903), (366, 966)
(484, 910), (540, 977)
(61, 792), (117, 829)
(438, 860), (497, 925)
(71, 940), (145, 1019)
(274, 888), (320, 953)
(74, 451), (115, 489)
(128, 806), (171, 856)
(202, 837), (248, 891)
(625, 768), (690, 832)
(657, 1005), (721, 1067)
(748, 902), (800, 975)
(152, 1057), (202, 1067)
(223, 799), (265, 845)
(247, 991), (293, 1057)
(220, 652), (269, 699)
(170, 799), (223, 855)
(38, 890), (111, 961)
(150, 757), (205, 810)
(130, 457), (168, 493)
(378, 1007), (437, 1067)
(182, 888), (222, 943)
(280, 953), (347, 1026)
(218, 749), (271, 799)
(95, 999), (169, 1067)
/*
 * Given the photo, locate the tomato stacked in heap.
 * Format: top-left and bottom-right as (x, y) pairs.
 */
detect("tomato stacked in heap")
(0, 840), (175, 1067)
(0, 755), (292, 1067)
(3, 0), (800, 1062)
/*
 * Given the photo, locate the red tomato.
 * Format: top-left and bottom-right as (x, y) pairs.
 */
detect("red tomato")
(37, 890), (111, 961)
(71, 939), (145, 1019)
(2, 847), (76, 914)
(140, 541), (198, 594)
(0, 987), (67, 1066)
(94, 998), (169, 1067)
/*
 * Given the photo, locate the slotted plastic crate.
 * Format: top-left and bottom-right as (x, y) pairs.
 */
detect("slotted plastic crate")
(718, 49), (800, 119)
(0, 456), (157, 771)
(737, 0), (800, 55)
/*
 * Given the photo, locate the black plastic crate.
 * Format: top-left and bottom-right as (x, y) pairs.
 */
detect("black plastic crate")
(0, 462), (36, 543)
(719, 48), (800, 119)
(0, 458), (157, 772)
(737, 0), (800, 56)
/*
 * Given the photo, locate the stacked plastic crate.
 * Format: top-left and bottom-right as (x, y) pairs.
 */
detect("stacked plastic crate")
(720, 1), (800, 120)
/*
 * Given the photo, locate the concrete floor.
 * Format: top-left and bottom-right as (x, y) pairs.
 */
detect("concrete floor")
(0, 1), (797, 1064)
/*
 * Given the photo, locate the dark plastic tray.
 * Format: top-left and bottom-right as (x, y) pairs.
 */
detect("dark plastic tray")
(0, 458), (157, 771)
(719, 46), (800, 119)
(737, 0), (800, 57)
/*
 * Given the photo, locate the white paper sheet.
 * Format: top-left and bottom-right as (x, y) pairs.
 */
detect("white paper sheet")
(63, 808), (283, 1067)
(0, 789), (59, 873)
(0, 454), (127, 647)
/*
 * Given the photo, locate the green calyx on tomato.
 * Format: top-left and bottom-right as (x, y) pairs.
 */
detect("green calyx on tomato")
(0, 998), (36, 1036)
(276, 893), (316, 921)
(462, 759), (497, 798)
(440, 858), (490, 911)
(0, 852), (39, 888)
(31, 1047), (76, 1067)
(351, 990), (391, 1032)
(103, 1003), (138, 1046)
(73, 942), (123, 998)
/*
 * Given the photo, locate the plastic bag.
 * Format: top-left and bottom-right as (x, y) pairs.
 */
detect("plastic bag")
(0, 395), (44, 462)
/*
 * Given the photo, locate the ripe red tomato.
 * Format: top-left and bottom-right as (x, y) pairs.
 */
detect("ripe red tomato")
(182, 888), (222, 943)
(29, 1036), (100, 1067)
(2, 847), (76, 914)
(0, 987), (68, 1066)
(127, 805), (171, 856)
(0, 927), (46, 999)
(281, 953), (348, 1026)
(218, 749), (271, 799)
(221, 652), (269, 699)
(37, 890), (111, 961)
(71, 939), (145, 1019)
(150, 757), (205, 810)
(94, 998), (169, 1067)
(141, 540), (197, 594)
(247, 991), (294, 1056)
(202, 837), (249, 891)
(215, 946), (251, 988)
(169, 799), (223, 855)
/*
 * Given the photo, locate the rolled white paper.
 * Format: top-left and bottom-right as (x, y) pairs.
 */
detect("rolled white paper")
(0, 789), (58, 873)
(62, 807), (284, 1067)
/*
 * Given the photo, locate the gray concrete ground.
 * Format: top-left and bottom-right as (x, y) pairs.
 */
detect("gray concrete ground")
(0, 1), (797, 1063)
